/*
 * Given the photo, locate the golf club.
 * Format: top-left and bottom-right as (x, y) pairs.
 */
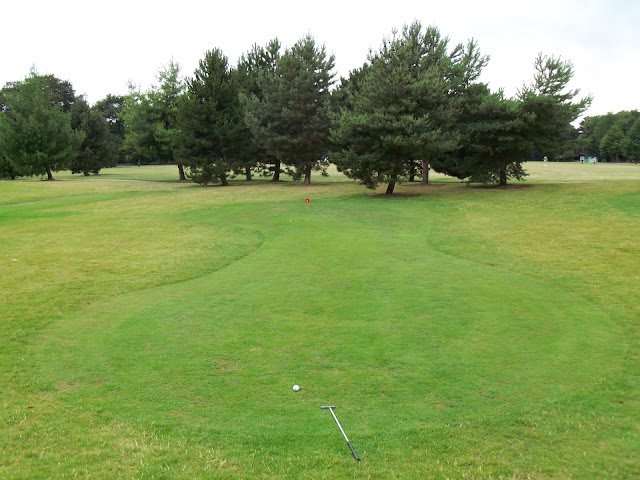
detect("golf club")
(321, 405), (360, 461)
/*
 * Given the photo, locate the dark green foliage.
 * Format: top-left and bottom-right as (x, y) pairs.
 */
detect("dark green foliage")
(278, 35), (335, 184)
(0, 153), (20, 179)
(123, 86), (157, 166)
(332, 22), (482, 193)
(441, 53), (590, 185)
(624, 118), (640, 161)
(240, 40), (285, 181)
(123, 61), (186, 178)
(93, 94), (127, 163)
(599, 125), (626, 162)
(243, 36), (335, 185)
(179, 49), (245, 186)
(236, 40), (282, 180)
(519, 54), (592, 159)
(454, 91), (532, 185)
(1, 72), (76, 114)
(578, 111), (640, 161)
(0, 74), (83, 180)
(70, 96), (118, 175)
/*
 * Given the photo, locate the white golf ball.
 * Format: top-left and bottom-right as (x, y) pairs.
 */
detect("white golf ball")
(293, 385), (300, 392)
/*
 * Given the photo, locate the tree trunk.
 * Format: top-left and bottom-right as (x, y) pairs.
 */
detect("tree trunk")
(84, 172), (90, 176)
(178, 163), (186, 181)
(499, 168), (507, 186)
(386, 175), (396, 195)
(272, 160), (281, 182)
(303, 163), (312, 185)
(245, 166), (252, 181)
(220, 172), (228, 186)
(409, 163), (415, 182)
(421, 159), (430, 185)
(46, 168), (54, 181)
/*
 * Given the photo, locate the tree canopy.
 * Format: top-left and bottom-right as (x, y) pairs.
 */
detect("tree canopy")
(2, 23), (618, 187)
(331, 22), (488, 193)
(179, 49), (245, 186)
(0, 73), (83, 180)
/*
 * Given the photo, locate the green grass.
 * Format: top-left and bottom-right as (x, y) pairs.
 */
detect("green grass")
(1, 163), (639, 478)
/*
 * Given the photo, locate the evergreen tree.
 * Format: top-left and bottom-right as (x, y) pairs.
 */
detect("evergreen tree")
(519, 54), (592, 158)
(94, 94), (127, 163)
(237, 39), (282, 180)
(457, 91), (532, 185)
(600, 125), (626, 162)
(179, 49), (244, 186)
(70, 96), (118, 175)
(244, 35), (335, 185)
(1, 73), (76, 113)
(123, 61), (186, 178)
(0, 73), (83, 180)
(0, 153), (20, 179)
(332, 22), (477, 194)
(279, 35), (335, 184)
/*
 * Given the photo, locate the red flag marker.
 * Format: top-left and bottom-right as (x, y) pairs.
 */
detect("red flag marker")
(305, 197), (310, 203)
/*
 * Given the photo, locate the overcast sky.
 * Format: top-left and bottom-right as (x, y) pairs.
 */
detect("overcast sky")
(2, 0), (638, 121)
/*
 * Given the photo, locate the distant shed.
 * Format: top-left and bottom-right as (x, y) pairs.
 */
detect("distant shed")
(580, 155), (599, 163)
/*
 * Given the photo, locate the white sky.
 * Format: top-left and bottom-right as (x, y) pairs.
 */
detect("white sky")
(2, 0), (638, 121)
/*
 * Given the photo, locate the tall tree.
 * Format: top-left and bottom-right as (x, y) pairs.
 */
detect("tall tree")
(123, 61), (186, 179)
(244, 36), (335, 185)
(599, 125), (626, 162)
(457, 90), (532, 185)
(278, 35), (335, 184)
(519, 54), (592, 159)
(93, 94), (127, 163)
(179, 49), (244, 186)
(332, 22), (478, 194)
(1, 72), (76, 113)
(70, 96), (118, 175)
(237, 39), (282, 180)
(0, 73), (83, 180)
(122, 84), (156, 166)
(241, 39), (286, 181)
(153, 61), (187, 179)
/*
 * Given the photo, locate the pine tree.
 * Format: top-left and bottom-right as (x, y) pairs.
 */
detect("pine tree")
(519, 54), (592, 158)
(93, 94), (127, 164)
(179, 49), (244, 186)
(0, 73), (83, 180)
(123, 61), (186, 178)
(244, 35), (335, 185)
(332, 22), (476, 194)
(70, 96), (118, 175)
(237, 39), (282, 180)
(460, 91), (532, 185)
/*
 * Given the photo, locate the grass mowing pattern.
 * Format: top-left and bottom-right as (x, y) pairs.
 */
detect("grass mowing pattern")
(1, 163), (639, 478)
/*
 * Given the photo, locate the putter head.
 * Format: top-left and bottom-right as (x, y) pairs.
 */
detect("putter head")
(321, 406), (336, 409)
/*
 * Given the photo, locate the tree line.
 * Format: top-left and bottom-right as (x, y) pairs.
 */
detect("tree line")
(1, 22), (591, 192)
(575, 111), (640, 162)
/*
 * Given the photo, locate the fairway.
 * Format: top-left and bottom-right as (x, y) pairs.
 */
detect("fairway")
(1, 163), (639, 478)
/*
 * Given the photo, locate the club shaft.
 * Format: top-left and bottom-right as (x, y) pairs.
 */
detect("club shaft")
(328, 407), (360, 461)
